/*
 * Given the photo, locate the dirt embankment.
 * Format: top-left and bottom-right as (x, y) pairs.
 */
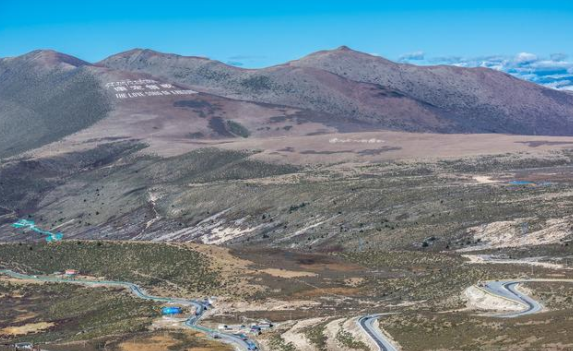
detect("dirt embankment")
(460, 217), (573, 252)
(282, 317), (328, 351)
(464, 286), (525, 312)
(1, 322), (54, 336)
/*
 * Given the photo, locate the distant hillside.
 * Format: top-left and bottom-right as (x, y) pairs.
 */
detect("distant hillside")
(0, 50), (111, 158)
(100, 46), (573, 136)
(2, 47), (573, 160)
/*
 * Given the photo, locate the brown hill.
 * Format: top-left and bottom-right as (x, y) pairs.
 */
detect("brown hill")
(100, 46), (573, 136)
(1, 50), (364, 158)
(3, 46), (573, 159)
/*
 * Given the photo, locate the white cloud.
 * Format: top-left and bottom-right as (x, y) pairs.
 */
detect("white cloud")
(399, 50), (425, 61)
(545, 80), (572, 89)
(550, 53), (568, 62)
(515, 52), (538, 64)
(401, 52), (573, 91)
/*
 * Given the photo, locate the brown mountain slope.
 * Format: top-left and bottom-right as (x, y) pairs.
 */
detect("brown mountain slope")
(292, 46), (573, 134)
(1, 50), (371, 159)
(3, 46), (573, 160)
(99, 49), (451, 132)
(100, 47), (573, 136)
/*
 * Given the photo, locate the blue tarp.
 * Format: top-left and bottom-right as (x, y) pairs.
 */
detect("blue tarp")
(162, 307), (182, 315)
(509, 180), (535, 185)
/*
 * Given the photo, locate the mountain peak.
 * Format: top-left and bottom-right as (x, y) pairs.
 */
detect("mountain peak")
(19, 49), (89, 68)
(335, 45), (353, 51)
(292, 46), (395, 67)
(99, 48), (213, 66)
(106, 48), (167, 59)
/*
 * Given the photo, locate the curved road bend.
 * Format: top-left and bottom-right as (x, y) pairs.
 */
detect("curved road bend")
(358, 315), (399, 351)
(482, 281), (543, 318)
(0, 269), (255, 351)
(482, 279), (573, 318)
(358, 279), (570, 349)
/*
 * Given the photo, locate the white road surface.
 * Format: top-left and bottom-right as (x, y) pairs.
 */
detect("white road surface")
(482, 280), (543, 318)
(358, 315), (399, 351)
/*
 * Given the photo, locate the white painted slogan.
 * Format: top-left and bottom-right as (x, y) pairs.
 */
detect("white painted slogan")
(105, 79), (198, 99)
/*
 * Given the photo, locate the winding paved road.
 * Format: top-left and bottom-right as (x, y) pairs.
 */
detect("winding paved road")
(480, 279), (573, 318)
(4, 268), (572, 351)
(482, 280), (543, 318)
(358, 279), (573, 350)
(358, 315), (398, 351)
(0, 269), (257, 351)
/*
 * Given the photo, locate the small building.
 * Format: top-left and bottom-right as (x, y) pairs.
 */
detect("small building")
(257, 319), (273, 329)
(14, 342), (34, 350)
(161, 306), (183, 315)
(64, 269), (79, 276)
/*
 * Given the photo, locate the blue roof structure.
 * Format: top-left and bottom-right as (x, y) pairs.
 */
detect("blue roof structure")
(162, 306), (183, 315)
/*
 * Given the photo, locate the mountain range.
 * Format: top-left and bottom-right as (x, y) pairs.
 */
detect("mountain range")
(1, 46), (573, 159)
(2, 46), (573, 247)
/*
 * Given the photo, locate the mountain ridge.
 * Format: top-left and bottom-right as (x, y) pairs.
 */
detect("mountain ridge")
(98, 46), (573, 136)
(2, 46), (573, 161)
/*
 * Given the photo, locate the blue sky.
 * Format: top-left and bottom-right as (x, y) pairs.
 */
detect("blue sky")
(1, 0), (572, 66)
(1, 0), (572, 89)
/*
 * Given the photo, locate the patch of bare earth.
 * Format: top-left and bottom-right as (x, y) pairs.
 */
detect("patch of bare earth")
(459, 217), (573, 252)
(282, 317), (328, 351)
(1, 322), (54, 336)
(464, 286), (524, 312)
(117, 331), (232, 351)
(259, 268), (317, 278)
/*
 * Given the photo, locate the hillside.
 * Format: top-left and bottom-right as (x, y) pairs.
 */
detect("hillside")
(0, 50), (111, 158)
(100, 46), (573, 136)
(2, 47), (573, 161)
(2, 48), (573, 250)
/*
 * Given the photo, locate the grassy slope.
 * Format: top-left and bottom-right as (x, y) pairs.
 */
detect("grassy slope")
(0, 241), (221, 295)
(0, 66), (111, 158)
(0, 281), (157, 344)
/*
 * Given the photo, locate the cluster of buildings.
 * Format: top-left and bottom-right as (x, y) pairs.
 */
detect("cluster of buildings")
(218, 319), (274, 334)
(52, 269), (79, 278)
